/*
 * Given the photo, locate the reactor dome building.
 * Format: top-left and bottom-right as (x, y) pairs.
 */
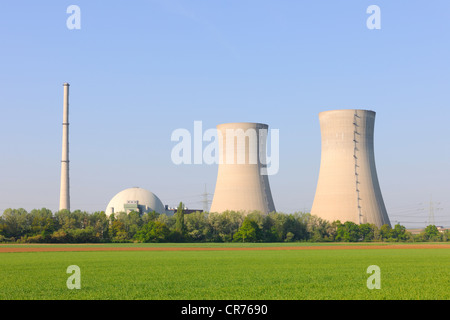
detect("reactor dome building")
(105, 187), (166, 216)
(311, 109), (391, 227)
(209, 122), (276, 215)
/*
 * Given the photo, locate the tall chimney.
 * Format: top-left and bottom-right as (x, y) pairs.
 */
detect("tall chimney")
(59, 83), (70, 211)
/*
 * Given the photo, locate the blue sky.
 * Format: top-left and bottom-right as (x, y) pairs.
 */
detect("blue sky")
(0, 0), (449, 228)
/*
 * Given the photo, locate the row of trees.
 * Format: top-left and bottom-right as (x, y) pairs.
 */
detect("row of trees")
(0, 205), (448, 243)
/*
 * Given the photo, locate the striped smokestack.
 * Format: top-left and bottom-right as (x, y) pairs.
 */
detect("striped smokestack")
(59, 83), (70, 211)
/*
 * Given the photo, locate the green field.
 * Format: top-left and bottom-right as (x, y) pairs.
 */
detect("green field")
(0, 243), (448, 300)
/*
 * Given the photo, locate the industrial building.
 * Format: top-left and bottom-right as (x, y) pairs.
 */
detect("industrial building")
(164, 205), (203, 215)
(57, 84), (392, 226)
(105, 187), (166, 216)
(311, 109), (391, 227)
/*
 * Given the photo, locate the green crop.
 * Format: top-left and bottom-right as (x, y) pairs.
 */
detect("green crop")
(0, 244), (448, 300)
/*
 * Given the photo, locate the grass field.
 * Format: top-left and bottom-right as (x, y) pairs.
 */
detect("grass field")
(0, 243), (448, 300)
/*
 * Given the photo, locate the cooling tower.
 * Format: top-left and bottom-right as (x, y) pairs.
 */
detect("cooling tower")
(59, 83), (70, 211)
(209, 122), (276, 214)
(311, 109), (390, 227)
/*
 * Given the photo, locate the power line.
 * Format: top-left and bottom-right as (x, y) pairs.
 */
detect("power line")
(201, 184), (212, 213)
(428, 195), (443, 226)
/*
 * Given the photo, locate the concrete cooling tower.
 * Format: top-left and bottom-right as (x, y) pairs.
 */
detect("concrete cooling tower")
(311, 109), (391, 227)
(209, 122), (276, 214)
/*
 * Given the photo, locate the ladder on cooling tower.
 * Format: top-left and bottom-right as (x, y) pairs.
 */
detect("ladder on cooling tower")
(353, 111), (363, 224)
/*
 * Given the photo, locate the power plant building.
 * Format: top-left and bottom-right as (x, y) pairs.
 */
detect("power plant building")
(209, 122), (276, 214)
(58, 82), (389, 226)
(105, 187), (166, 216)
(311, 109), (391, 227)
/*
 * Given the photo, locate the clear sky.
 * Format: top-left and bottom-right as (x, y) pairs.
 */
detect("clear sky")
(0, 0), (449, 228)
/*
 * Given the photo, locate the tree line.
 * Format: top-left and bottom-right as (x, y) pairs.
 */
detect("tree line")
(0, 204), (448, 243)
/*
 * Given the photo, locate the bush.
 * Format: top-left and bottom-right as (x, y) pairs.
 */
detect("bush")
(2, 207), (435, 244)
(50, 230), (69, 243)
(285, 232), (295, 242)
(21, 234), (45, 243)
(335, 221), (361, 242)
(423, 225), (442, 241)
(233, 218), (263, 243)
(134, 221), (170, 243)
(67, 227), (99, 243)
(168, 230), (185, 242)
(184, 211), (210, 242)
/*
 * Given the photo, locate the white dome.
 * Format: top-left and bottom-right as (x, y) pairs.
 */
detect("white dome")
(105, 187), (165, 216)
